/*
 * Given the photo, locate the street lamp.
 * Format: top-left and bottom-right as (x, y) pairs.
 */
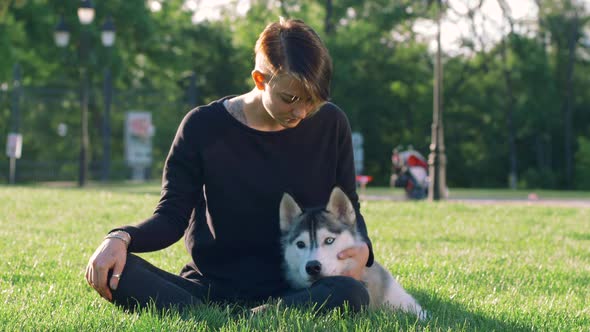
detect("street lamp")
(101, 16), (116, 46)
(53, 1), (115, 186)
(76, 0), (94, 187)
(427, 0), (447, 201)
(77, 0), (95, 25)
(101, 16), (115, 181)
(54, 16), (70, 47)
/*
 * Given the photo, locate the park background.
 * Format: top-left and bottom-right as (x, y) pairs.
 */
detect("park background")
(2, 0), (590, 190)
(1, 2), (590, 331)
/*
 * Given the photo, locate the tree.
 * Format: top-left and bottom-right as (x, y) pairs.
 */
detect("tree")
(541, 0), (589, 188)
(498, 0), (518, 189)
(2, 0), (590, 189)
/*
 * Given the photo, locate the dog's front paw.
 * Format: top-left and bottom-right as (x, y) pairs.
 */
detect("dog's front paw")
(417, 309), (430, 321)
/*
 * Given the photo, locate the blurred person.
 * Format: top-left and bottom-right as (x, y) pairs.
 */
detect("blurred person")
(390, 146), (429, 200)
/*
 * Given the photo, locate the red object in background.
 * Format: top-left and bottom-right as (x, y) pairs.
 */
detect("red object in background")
(356, 175), (373, 185)
(407, 155), (428, 169)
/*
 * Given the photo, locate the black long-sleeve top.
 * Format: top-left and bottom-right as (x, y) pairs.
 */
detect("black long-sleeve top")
(115, 97), (374, 301)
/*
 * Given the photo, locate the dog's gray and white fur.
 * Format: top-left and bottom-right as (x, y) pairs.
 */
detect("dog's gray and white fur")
(279, 187), (426, 319)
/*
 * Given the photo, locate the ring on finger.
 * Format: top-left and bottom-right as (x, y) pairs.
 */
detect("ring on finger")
(111, 273), (122, 279)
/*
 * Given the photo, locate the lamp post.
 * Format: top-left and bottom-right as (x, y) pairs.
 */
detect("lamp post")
(427, 0), (447, 201)
(53, 1), (115, 186)
(54, 16), (70, 47)
(101, 16), (115, 182)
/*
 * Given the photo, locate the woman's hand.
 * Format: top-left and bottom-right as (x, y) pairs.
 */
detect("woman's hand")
(85, 238), (127, 301)
(337, 242), (369, 280)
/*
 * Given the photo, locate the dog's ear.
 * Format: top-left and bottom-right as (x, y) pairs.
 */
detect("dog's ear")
(326, 187), (356, 226)
(279, 192), (302, 232)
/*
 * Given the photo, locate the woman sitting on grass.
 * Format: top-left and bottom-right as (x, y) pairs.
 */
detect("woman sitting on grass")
(85, 17), (373, 313)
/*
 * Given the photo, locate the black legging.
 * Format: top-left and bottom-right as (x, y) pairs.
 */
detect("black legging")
(111, 254), (369, 313)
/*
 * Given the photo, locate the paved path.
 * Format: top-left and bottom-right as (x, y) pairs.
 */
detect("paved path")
(450, 198), (590, 208)
(362, 195), (590, 208)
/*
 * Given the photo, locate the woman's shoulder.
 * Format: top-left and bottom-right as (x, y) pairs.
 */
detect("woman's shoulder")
(313, 102), (350, 125)
(318, 101), (343, 113)
(189, 98), (227, 116)
(182, 97), (230, 124)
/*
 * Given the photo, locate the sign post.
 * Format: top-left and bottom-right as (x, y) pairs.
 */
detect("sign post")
(6, 133), (22, 184)
(124, 112), (155, 181)
(351, 132), (364, 175)
(7, 64), (22, 185)
(356, 175), (373, 200)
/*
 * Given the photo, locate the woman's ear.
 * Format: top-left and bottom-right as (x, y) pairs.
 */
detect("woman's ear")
(251, 70), (266, 90)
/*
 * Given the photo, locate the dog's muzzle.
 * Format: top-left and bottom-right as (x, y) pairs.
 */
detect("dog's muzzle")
(305, 260), (322, 276)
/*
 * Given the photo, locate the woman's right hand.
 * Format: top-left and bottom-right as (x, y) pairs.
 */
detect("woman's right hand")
(85, 238), (128, 301)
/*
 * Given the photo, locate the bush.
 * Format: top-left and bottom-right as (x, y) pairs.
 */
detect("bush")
(519, 167), (559, 189)
(574, 135), (590, 190)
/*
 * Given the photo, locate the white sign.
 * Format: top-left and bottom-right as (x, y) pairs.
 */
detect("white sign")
(352, 132), (363, 175)
(6, 133), (22, 159)
(125, 112), (155, 167)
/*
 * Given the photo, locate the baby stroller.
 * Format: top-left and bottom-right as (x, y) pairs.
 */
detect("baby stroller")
(390, 146), (429, 200)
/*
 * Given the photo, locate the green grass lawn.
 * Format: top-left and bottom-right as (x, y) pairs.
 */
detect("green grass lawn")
(0, 185), (588, 331)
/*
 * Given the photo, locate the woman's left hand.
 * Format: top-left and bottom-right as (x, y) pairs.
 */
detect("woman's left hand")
(337, 242), (369, 280)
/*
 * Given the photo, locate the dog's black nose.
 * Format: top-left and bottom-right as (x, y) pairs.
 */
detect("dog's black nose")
(305, 260), (322, 276)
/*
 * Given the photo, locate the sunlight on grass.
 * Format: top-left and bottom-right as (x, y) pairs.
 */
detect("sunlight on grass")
(0, 185), (588, 331)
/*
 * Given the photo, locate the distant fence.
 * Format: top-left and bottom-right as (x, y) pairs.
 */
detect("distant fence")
(0, 159), (152, 183)
(1, 68), (198, 184)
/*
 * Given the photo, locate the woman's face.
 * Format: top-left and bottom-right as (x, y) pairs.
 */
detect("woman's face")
(261, 74), (317, 129)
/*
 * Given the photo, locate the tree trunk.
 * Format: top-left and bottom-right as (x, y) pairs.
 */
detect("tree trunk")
(500, 36), (518, 189)
(498, 0), (518, 189)
(563, 13), (577, 189)
(533, 0), (554, 174)
(325, 0), (334, 34)
(279, 0), (289, 18)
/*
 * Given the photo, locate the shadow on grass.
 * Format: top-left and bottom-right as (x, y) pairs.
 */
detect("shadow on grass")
(412, 289), (533, 331)
(124, 291), (536, 331)
(569, 232), (590, 241)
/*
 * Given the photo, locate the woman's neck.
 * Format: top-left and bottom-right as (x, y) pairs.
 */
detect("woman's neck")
(234, 90), (284, 132)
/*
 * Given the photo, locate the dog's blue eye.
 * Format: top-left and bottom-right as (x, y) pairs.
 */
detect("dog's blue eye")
(324, 237), (335, 245)
(296, 241), (306, 249)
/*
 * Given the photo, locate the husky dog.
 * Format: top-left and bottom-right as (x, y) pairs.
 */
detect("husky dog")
(279, 187), (426, 319)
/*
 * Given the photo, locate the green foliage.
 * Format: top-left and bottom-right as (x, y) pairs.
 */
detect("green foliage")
(574, 135), (590, 189)
(1, 1), (590, 189)
(519, 167), (559, 189)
